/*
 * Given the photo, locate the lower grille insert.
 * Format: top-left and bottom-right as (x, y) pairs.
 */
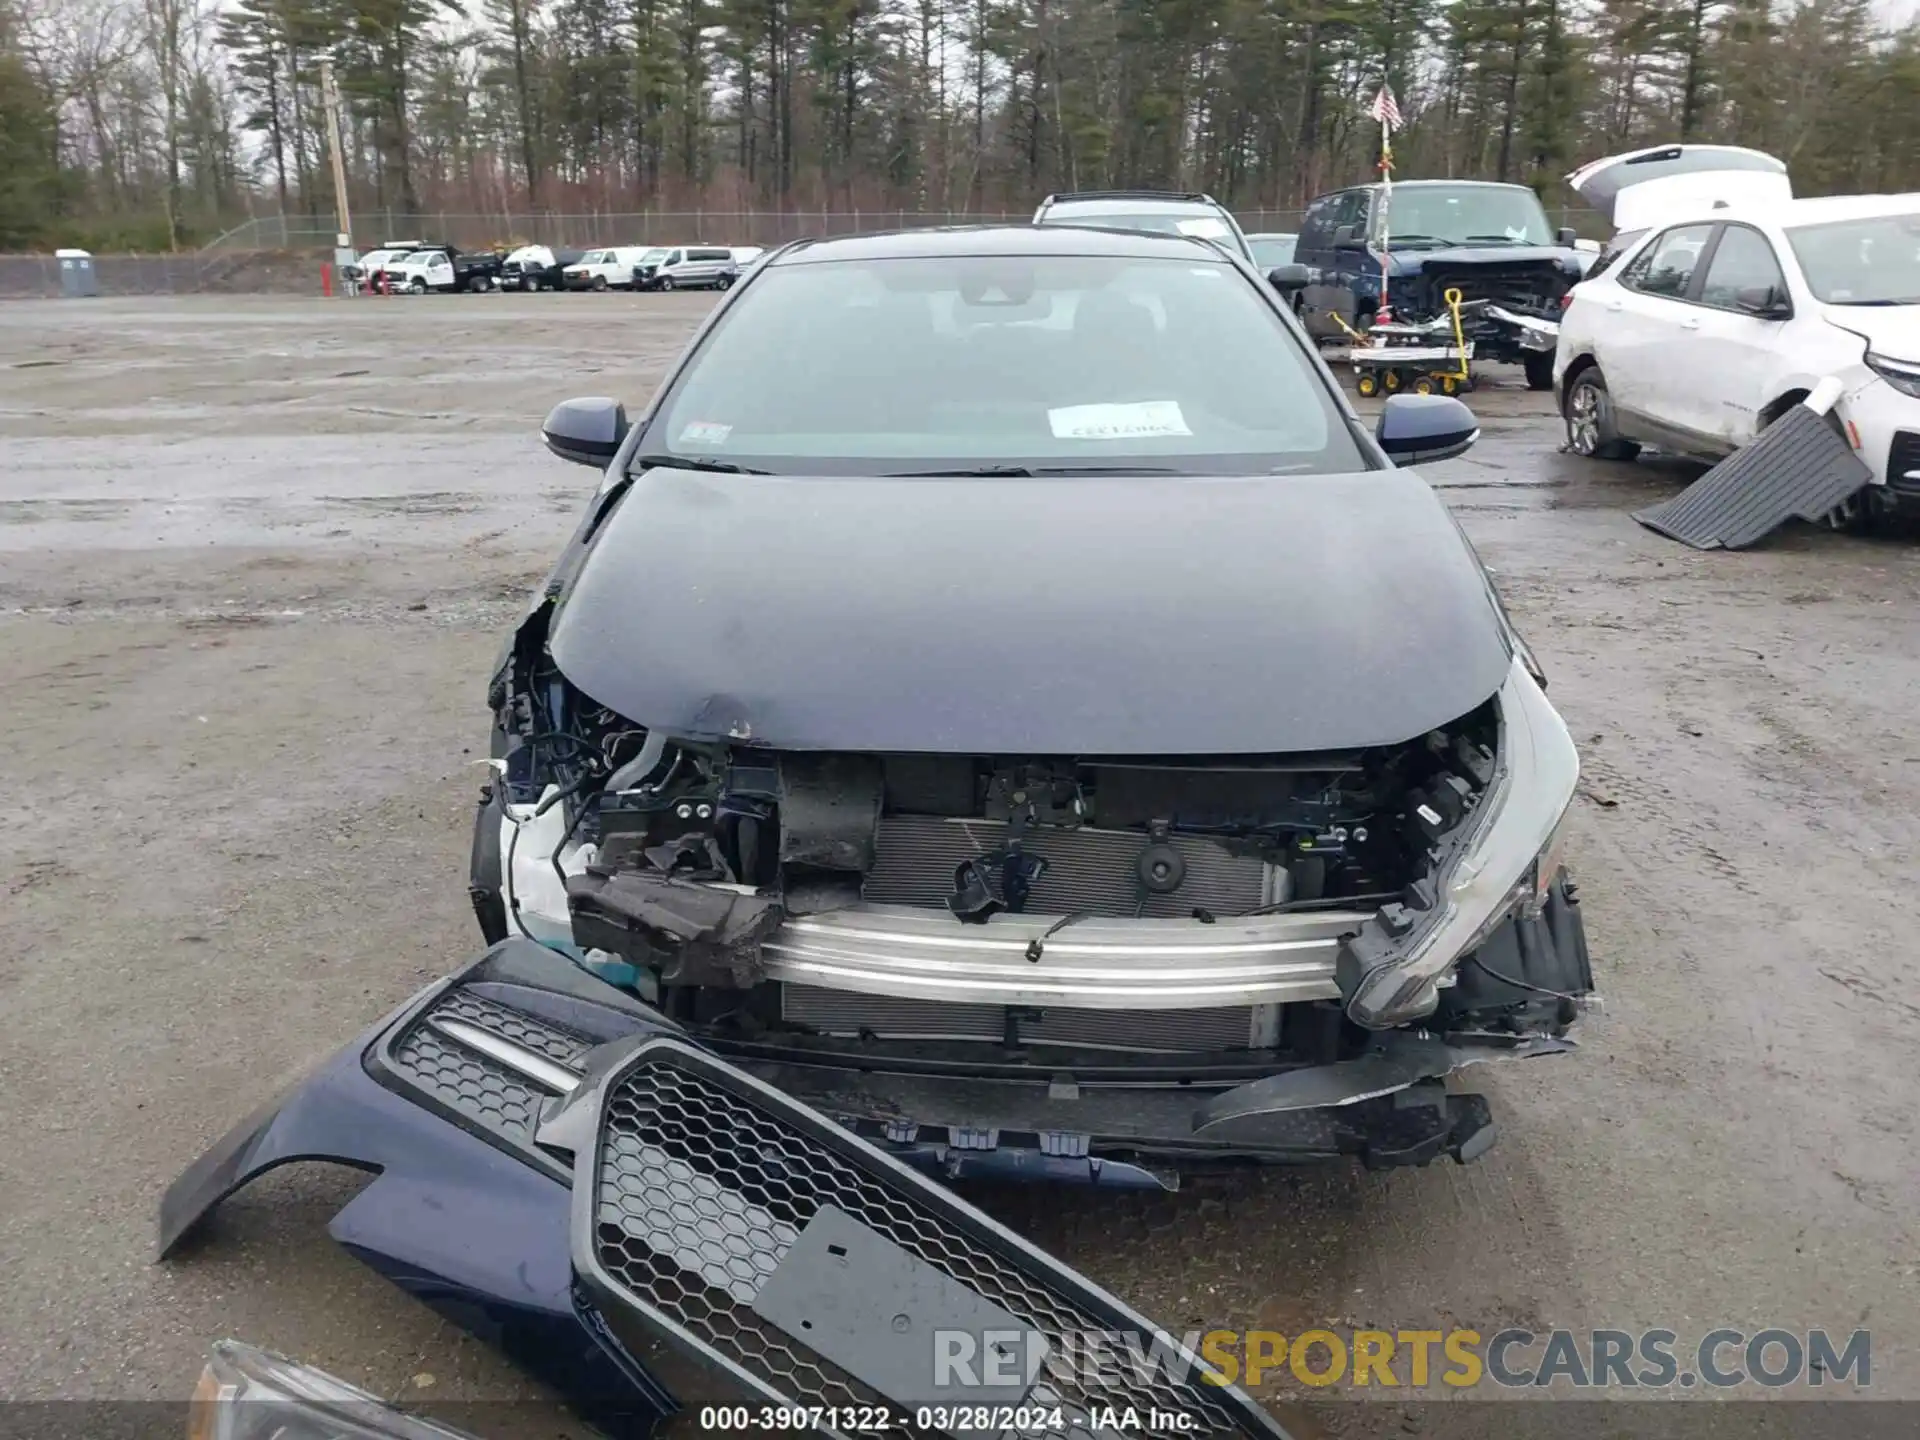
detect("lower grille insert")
(585, 1042), (1282, 1440)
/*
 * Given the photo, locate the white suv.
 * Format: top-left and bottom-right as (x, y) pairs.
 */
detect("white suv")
(1555, 194), (1920, 518)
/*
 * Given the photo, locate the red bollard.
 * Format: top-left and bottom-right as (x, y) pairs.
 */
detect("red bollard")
(321, 262), (333, 297)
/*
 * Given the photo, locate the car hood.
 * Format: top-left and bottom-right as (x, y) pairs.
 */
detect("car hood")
(546, 466), (1513, 754)
(1824, 305), (1920, 361)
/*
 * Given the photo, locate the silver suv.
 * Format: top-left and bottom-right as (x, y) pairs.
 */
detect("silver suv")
(1032, 190), (1255, 265)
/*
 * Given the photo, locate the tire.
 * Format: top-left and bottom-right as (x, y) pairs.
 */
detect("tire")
(715, 274), (733, 291)
(1563, 367), (1641, 461)
(473, 274), (494, 292)
(1356, 372), (1379, 398)
(592, 275), (608, 292)
(658, 275), (675, 292)
(1524, 352), (1556, 391)
(409, 277), (427, 294)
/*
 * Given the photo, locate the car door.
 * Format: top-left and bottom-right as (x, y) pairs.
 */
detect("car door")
(1300, 192), (1363, 336)
(427, 252), (454, 289)
(1685, 223), (1796, 446)
(689, 248), (729, 284)
(1598, 222), (1716, 437)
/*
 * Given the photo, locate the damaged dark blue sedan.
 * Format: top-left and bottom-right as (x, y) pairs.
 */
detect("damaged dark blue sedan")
(472, 224), (1593, 1174)
(164, 224), (1593, 1439)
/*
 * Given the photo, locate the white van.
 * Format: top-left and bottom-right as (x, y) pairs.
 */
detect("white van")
(560, 247), (650, 291)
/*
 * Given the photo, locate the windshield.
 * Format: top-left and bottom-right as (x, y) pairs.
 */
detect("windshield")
(1374, 186), (1553, 247)
(641, 254), (1361, 475)
(639, 249), (670, 263)
(1786, 212), (1920, 304)
(1249, 235), (1297, 267)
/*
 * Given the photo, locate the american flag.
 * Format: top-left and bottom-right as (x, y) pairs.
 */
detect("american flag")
(1369, 85), (1402, 130)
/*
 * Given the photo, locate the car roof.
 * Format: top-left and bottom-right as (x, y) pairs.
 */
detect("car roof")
(1038, 194), (1228, 216)
(766, 224), (1238, 266)
(1635, 193), (1920, 231)
(1354, 179), (1537, 193)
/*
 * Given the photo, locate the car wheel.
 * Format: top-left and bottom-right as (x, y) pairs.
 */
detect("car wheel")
(409, 277), (427, 294)
(474, 274), (494, 292)
(658, 275), (675, 292)
(1564, 368), (1640, 461)
(715, 274), (733, 291)
(592, 275), (608, 292)
(1523, 352), (1555, 391)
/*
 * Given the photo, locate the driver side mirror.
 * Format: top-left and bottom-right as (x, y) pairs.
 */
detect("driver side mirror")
(1556, 226), (1579, 247)
(1734, 285), (1792, 320)
(1376, 393), (1479, 466)
(542, 396), (629, 468)
(1267, 263), (1311, 296)
(1332, 225), (1365, 250)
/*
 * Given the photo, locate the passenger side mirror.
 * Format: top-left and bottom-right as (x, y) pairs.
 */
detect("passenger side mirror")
(542, 396), (629, 468)
(1376, 393), (1479, 465)
(1734, 285), (1791, 320)
(1332, 225), (1366, 250)
(1267, 263), (1311, 296)
(1556, 226), (1579, 247)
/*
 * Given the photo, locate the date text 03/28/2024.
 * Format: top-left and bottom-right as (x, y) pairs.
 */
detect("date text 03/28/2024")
(695, 1405), (1196, 1433)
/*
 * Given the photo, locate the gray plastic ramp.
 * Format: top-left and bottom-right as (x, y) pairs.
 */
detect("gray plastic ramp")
(1634, 405), (1873, 550)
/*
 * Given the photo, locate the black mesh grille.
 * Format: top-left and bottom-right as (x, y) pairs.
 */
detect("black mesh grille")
(383, 989), (592, 1146)
(591, 1052), (1263, 1439)
(390, 1025), (551, 1143)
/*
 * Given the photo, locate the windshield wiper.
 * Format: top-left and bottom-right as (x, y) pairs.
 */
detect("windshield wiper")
(1829, 297), (1920, 306)
(882, 464), (1190, 477)
(630, 453), (772, 474)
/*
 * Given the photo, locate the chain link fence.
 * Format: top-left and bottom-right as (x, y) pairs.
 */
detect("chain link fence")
(202, 209), (1318, 252)
(4, 205), (1597, 297)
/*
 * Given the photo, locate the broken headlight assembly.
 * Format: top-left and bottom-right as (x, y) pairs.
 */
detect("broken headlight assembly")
(1865, 351), (1920, 399)
(1339, 658), (1580, 1030)
(189, 1341), (481, 1440)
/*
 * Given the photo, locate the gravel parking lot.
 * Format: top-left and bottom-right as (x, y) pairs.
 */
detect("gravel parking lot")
(3, 294), (1918, 1433)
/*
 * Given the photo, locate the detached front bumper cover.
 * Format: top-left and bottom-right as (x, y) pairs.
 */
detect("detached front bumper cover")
(160, 941), (1294, 1439)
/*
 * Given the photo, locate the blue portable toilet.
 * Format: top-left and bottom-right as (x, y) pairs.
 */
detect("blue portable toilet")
(56, 248), (100, 297)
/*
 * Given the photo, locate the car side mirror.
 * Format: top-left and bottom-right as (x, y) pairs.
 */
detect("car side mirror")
(542, 396), (629, 468)
(1267, 263), (1311, 295)
(1376, 393), (1479, 465)
(1556, 226), (1578, 247)
(1332, 225), (1365, 249)
(1734, 285), (1791, 320)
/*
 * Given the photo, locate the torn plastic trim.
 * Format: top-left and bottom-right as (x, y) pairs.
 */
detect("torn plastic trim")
(1337, 659), (1580, 1031)
(1192, 1030), (1575, 1132)
(1484, 304), (1561, 352)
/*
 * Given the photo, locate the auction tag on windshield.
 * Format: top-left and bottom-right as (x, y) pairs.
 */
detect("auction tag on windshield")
(1048, 401), (1192, 441)
(678, 420), (733, 446)
(1175, 217), (1230, 239)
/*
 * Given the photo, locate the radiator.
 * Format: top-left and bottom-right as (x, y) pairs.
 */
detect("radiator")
(780, 983), (1276, 1053)
(861, 814), (1275, 918)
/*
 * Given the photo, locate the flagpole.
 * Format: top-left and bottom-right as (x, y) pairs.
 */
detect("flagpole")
(1379, 111), (1393, 323)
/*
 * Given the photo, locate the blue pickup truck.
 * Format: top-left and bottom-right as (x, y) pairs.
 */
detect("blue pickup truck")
(1293, 179), (1587, 388)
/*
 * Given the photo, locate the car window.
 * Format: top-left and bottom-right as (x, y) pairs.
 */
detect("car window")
(1620, 224), (1714, 299)
(1297, 199), (1335, 252)
(1373, 184), (1551, 246)
(644, 254), (1363, 475)
(1583, 229), (1647, 283)
(1698, 225), (1788, 309)
(1249, 236), (1297, 267)
(693, 249), (731, 262)
(1785, 211), (1920, 304)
